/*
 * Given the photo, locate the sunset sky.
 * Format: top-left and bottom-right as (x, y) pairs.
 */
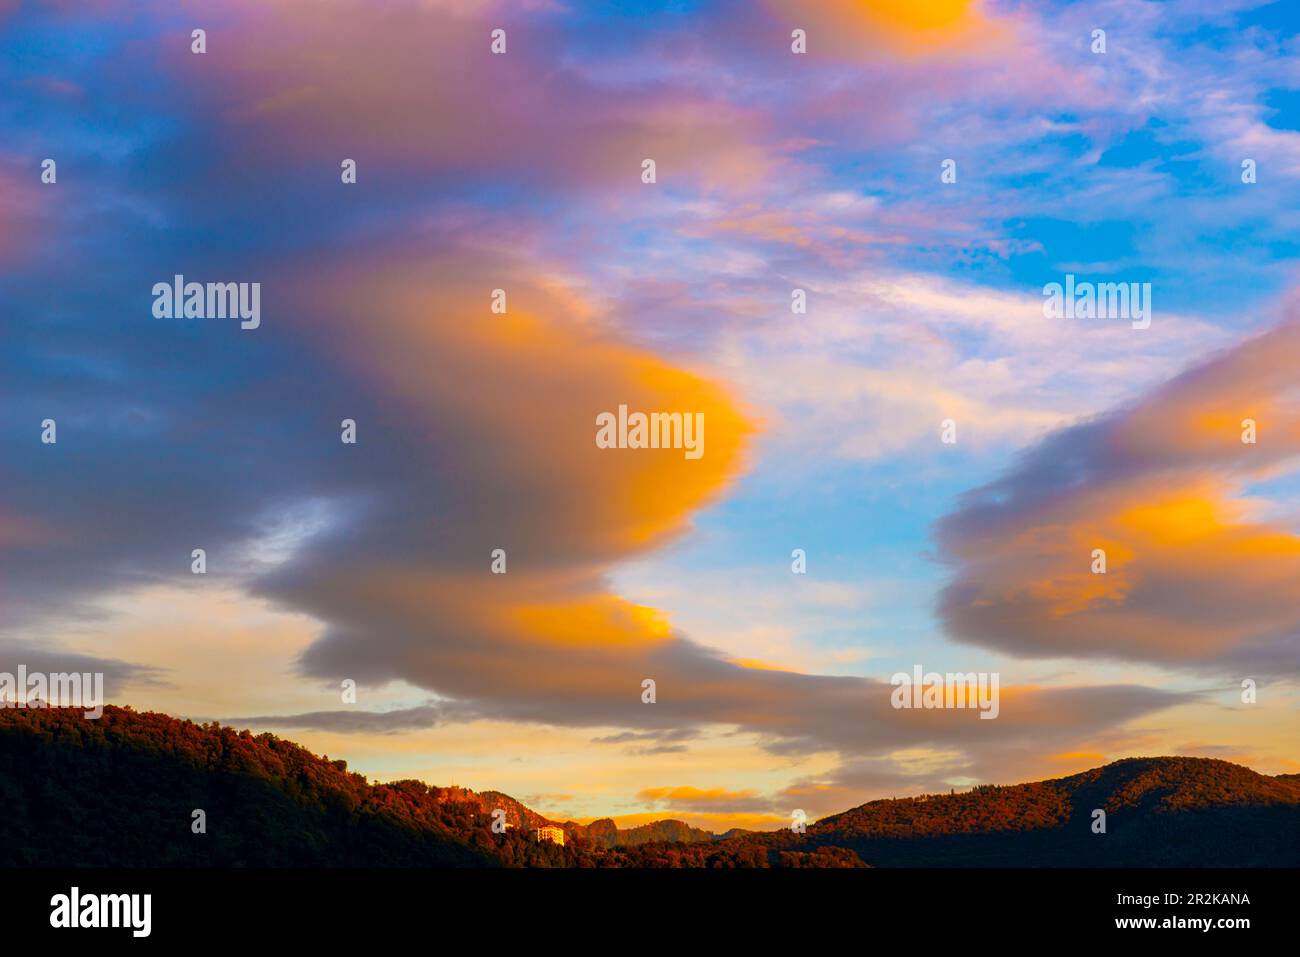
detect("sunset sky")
(4, 0), (1300, 832)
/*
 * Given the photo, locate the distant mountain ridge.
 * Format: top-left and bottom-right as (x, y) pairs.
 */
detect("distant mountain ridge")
(2, 706), (1295, 867)
(413, 789), (713, 847)
(579, 817), (715, 847)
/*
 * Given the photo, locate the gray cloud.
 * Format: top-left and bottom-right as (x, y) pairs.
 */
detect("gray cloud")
(0, 639), (167, 692)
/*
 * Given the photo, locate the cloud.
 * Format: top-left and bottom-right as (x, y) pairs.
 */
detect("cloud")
(229, 704), (452, 734)
(636, 785), (773, 814)
(0, 158), (46, 266)
(0, 639), (167, 692)
(591, 727), (701, 756)
(0, 203), (1194, 790)
(937, 300), (1300, 676)
(764, 0), (1010, 58)
(154, 0), (784, 196)
(184, 237), (1187, 779)
(702, 269), (1225, 471)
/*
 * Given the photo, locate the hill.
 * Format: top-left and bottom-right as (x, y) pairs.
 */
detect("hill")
(578, 817), (715, 848)
(0, 705), (504, 866)
(1, 706), (1294, 867)
(0, 706), (774, 867)
(772, 756), (1300, 866)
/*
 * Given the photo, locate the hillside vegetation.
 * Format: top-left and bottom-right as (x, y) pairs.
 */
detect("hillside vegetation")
(2, 707), (1295, 867)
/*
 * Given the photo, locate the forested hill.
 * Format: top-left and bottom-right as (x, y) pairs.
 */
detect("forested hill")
(0, 705), (497, 866)
(2, 706), (1296, 867)
(0, 706), (771, 867)
(792, 756), (1300, 866)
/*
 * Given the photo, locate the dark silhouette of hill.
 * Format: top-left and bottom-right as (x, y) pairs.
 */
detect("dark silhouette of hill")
(579, 817), (715, 847)
(0, 706), (768, 867)
(0, 706), (501, 866)
(769, 757), (1300, 866)
(1, 707), (1294, 867)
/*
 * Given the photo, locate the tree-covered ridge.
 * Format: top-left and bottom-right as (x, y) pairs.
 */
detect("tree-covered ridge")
(2, 707), (1295, 867)
(0, 705), (493, 866)
(814, 756), (1300, 838)
(796, 756), (1300, 866)
(0, 706), (845, 867)
(1068, 756), (1300, 811)
(581, 816), (716, 847)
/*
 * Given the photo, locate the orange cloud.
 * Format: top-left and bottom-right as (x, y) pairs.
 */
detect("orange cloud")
(236, 239), (1181, 769)
(638, 785), (763, 807)
(939, 304), (1300, 674)
(249, 236), (767, 717)
(766, 0), (1011, 57)
(287, 247), (752, 561)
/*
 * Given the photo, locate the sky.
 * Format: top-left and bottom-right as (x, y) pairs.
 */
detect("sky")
(3, 0), (1300, 832)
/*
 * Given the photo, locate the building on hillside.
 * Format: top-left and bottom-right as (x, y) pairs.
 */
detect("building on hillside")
(535, 825), (565, 846)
